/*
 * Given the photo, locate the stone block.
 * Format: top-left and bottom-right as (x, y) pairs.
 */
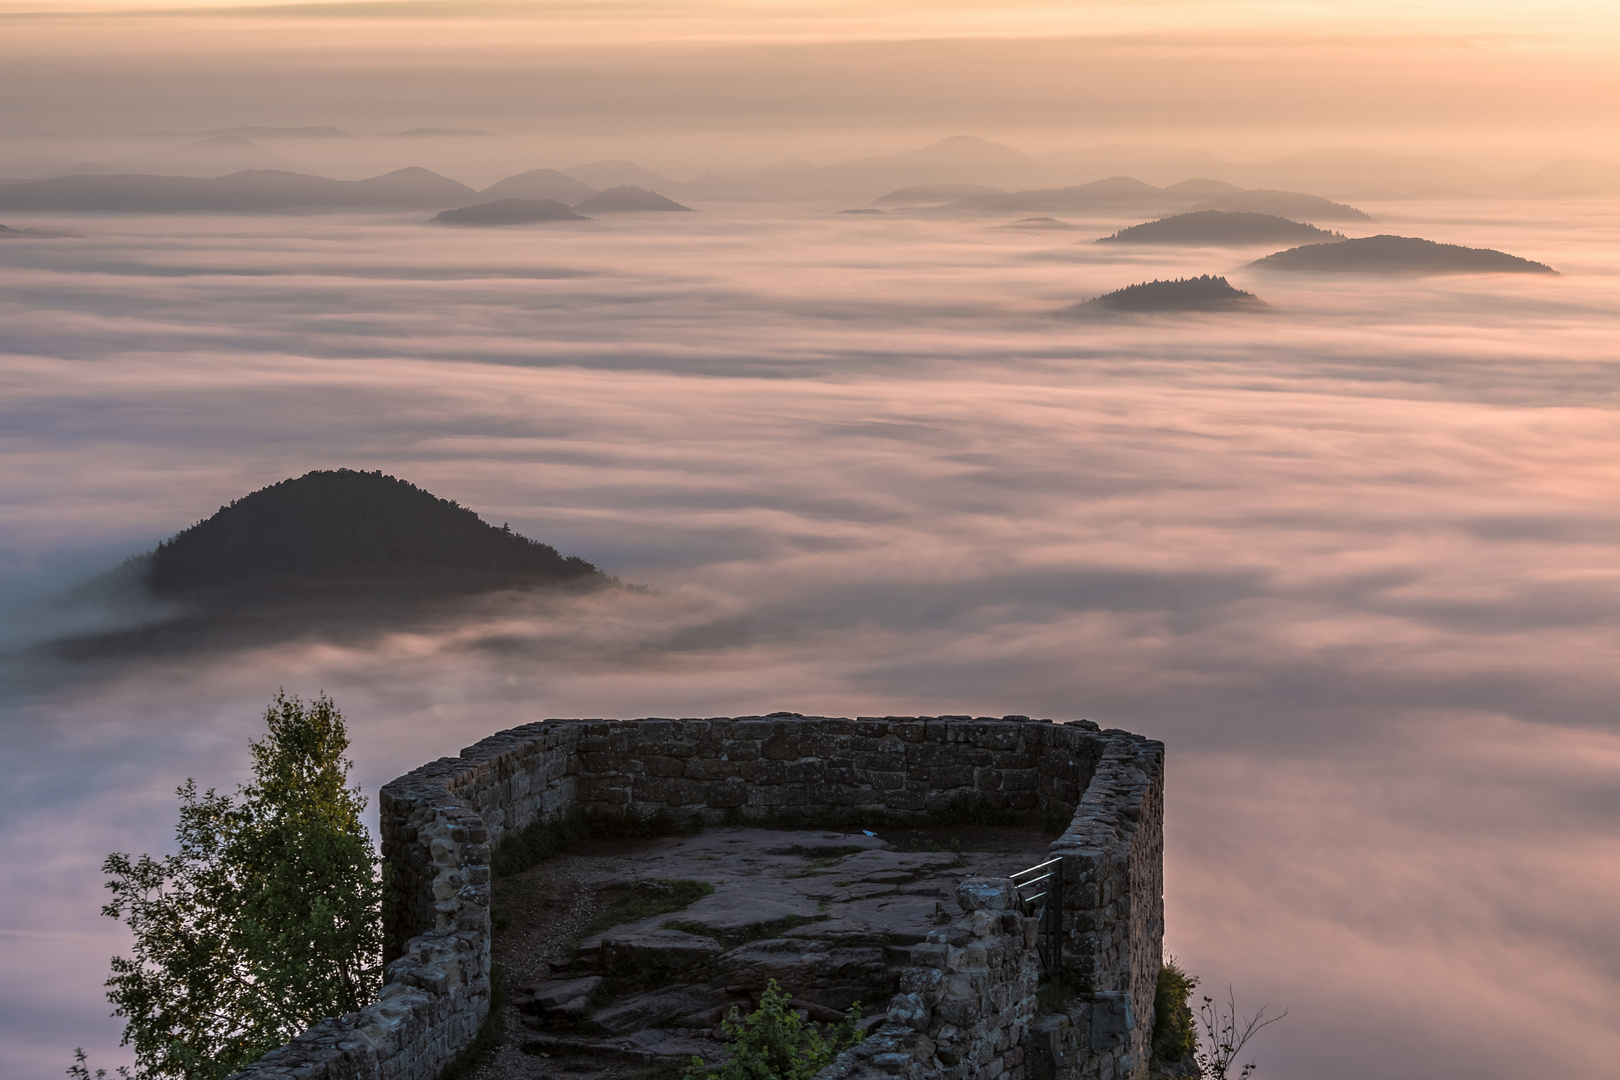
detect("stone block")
(707, 778), (748, 808)
(886, 993), (930, 1031)
(1088, 991), (1135, 1052)
(957, 878), (1016, 913)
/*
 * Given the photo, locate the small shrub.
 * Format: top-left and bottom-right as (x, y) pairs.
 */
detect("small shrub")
(1193, 986), (1286, 1080)
(1152, 959), (1199, 1066)
(683, 980), (862, 1080)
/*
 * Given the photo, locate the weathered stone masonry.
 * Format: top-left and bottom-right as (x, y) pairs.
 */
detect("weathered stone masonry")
(228, 715), (1163, 1080)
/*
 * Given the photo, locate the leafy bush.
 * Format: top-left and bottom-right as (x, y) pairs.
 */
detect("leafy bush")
(683, 980), (863, 1080)
(1152, 959), (1199, 1065)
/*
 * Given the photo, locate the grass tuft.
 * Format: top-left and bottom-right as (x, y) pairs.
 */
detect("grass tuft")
(581, 879), (714, 939)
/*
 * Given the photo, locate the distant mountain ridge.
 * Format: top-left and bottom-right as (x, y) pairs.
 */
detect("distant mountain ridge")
(0, 167), (476, 212)
(572, 186), (692, 212)
(478, 168), (598, 204)
(952, 177), (1369, 222)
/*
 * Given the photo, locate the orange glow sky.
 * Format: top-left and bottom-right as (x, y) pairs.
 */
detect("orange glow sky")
(2, 0), (1618, 168)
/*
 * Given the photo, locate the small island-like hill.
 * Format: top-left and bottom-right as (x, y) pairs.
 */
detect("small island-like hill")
(433, 198), (584, 225)
(1098, 210), (1342, 245)
(145, 468), (604, 601)
(1253, 234), (1558, 274)
(994, 217), (1080, 230)
(1064, 275), (1269, 315)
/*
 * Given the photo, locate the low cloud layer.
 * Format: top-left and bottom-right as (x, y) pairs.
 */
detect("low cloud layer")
(1, 198), (1618, 1079)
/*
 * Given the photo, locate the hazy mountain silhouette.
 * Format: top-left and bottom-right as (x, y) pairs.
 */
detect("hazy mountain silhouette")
(813, 136), (1039, 193)
(100, 136), (297, 178)
(564, 160), (680, 191)
(138, 126), (350, 139)
(1160, 178), (1246, 200)
(572, 185), (693, 212)
(837, 208), (884, 214)
(0, 167), (477, 212)
(433, 198), (585, 225)
(1064, 275), (1268, 314)
(388, 128), (495, 137)
(1036, 145), (1237, 188)
(1098, 210), (1343, 245)
(1252, 235), (1558, 274)
(479, 168), (598, 204)
(1504, 158), (1620, 197)
(947, 176), (1370, 221)
(1033, 144), (1504, 197)
(1190, 187), (1370, 221)
(992, 217), (1079, 230)
(1241, 147), (1501, 196)
(871, 182), (1005, 205)
(0, 223), (74, 238)
(958, 176), (1167, 212)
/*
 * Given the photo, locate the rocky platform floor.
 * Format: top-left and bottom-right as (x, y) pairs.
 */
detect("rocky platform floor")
(475, 825), (1054, 1080)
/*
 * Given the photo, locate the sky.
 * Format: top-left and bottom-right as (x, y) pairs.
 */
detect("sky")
(2, 3), (1619, 1080)
(1, 1), (1620, 168)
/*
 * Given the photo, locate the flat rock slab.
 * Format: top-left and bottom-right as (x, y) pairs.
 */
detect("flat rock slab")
(507, 825), (1052, 1054)
(600, 929), (723, 972)
(591, 984), (724, 1034)
(516, 975), (604, 1020)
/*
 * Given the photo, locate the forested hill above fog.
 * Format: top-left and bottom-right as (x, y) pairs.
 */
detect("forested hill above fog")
(1252, 235), (1558, 274)
(1098, 210), (1343, 245)
(146, 469), (602, 599)
(1066, 275), (1269, 314)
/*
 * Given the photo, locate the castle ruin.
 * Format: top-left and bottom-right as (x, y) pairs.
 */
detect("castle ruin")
(229, 714), (1165, 1080)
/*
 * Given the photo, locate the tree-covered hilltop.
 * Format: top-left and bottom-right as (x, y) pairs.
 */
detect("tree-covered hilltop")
(1097, 210), (1342, 245)
(432, 197), (584, 225)
(146, 469), (603, 599)
(1066, 274), (1269, 314)
(1252, 234), (1558, 274)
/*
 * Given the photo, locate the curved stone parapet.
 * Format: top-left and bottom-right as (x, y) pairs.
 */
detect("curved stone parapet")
(227, 714), (1164, 1080)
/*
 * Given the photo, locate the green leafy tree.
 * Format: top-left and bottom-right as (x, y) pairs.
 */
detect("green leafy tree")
(99, 692), (381, 1080)
(685, 980), (863, 1080)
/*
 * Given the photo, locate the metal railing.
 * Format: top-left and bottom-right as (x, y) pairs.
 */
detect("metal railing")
(1010, 857), (1063, 975)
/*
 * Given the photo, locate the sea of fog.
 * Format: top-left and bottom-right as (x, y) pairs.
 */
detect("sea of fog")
(2, 199), (1618, 1079)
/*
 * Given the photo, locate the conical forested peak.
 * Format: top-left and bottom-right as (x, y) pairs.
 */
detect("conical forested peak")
(147, 469), (601, 599)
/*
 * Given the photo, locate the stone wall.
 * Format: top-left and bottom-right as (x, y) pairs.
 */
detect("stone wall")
(810, 730), (1166, 1080)
(819, 877), (1044, 1080)
(228, 715), (1163, 1080)
(1047, 733), (1166, 1080)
